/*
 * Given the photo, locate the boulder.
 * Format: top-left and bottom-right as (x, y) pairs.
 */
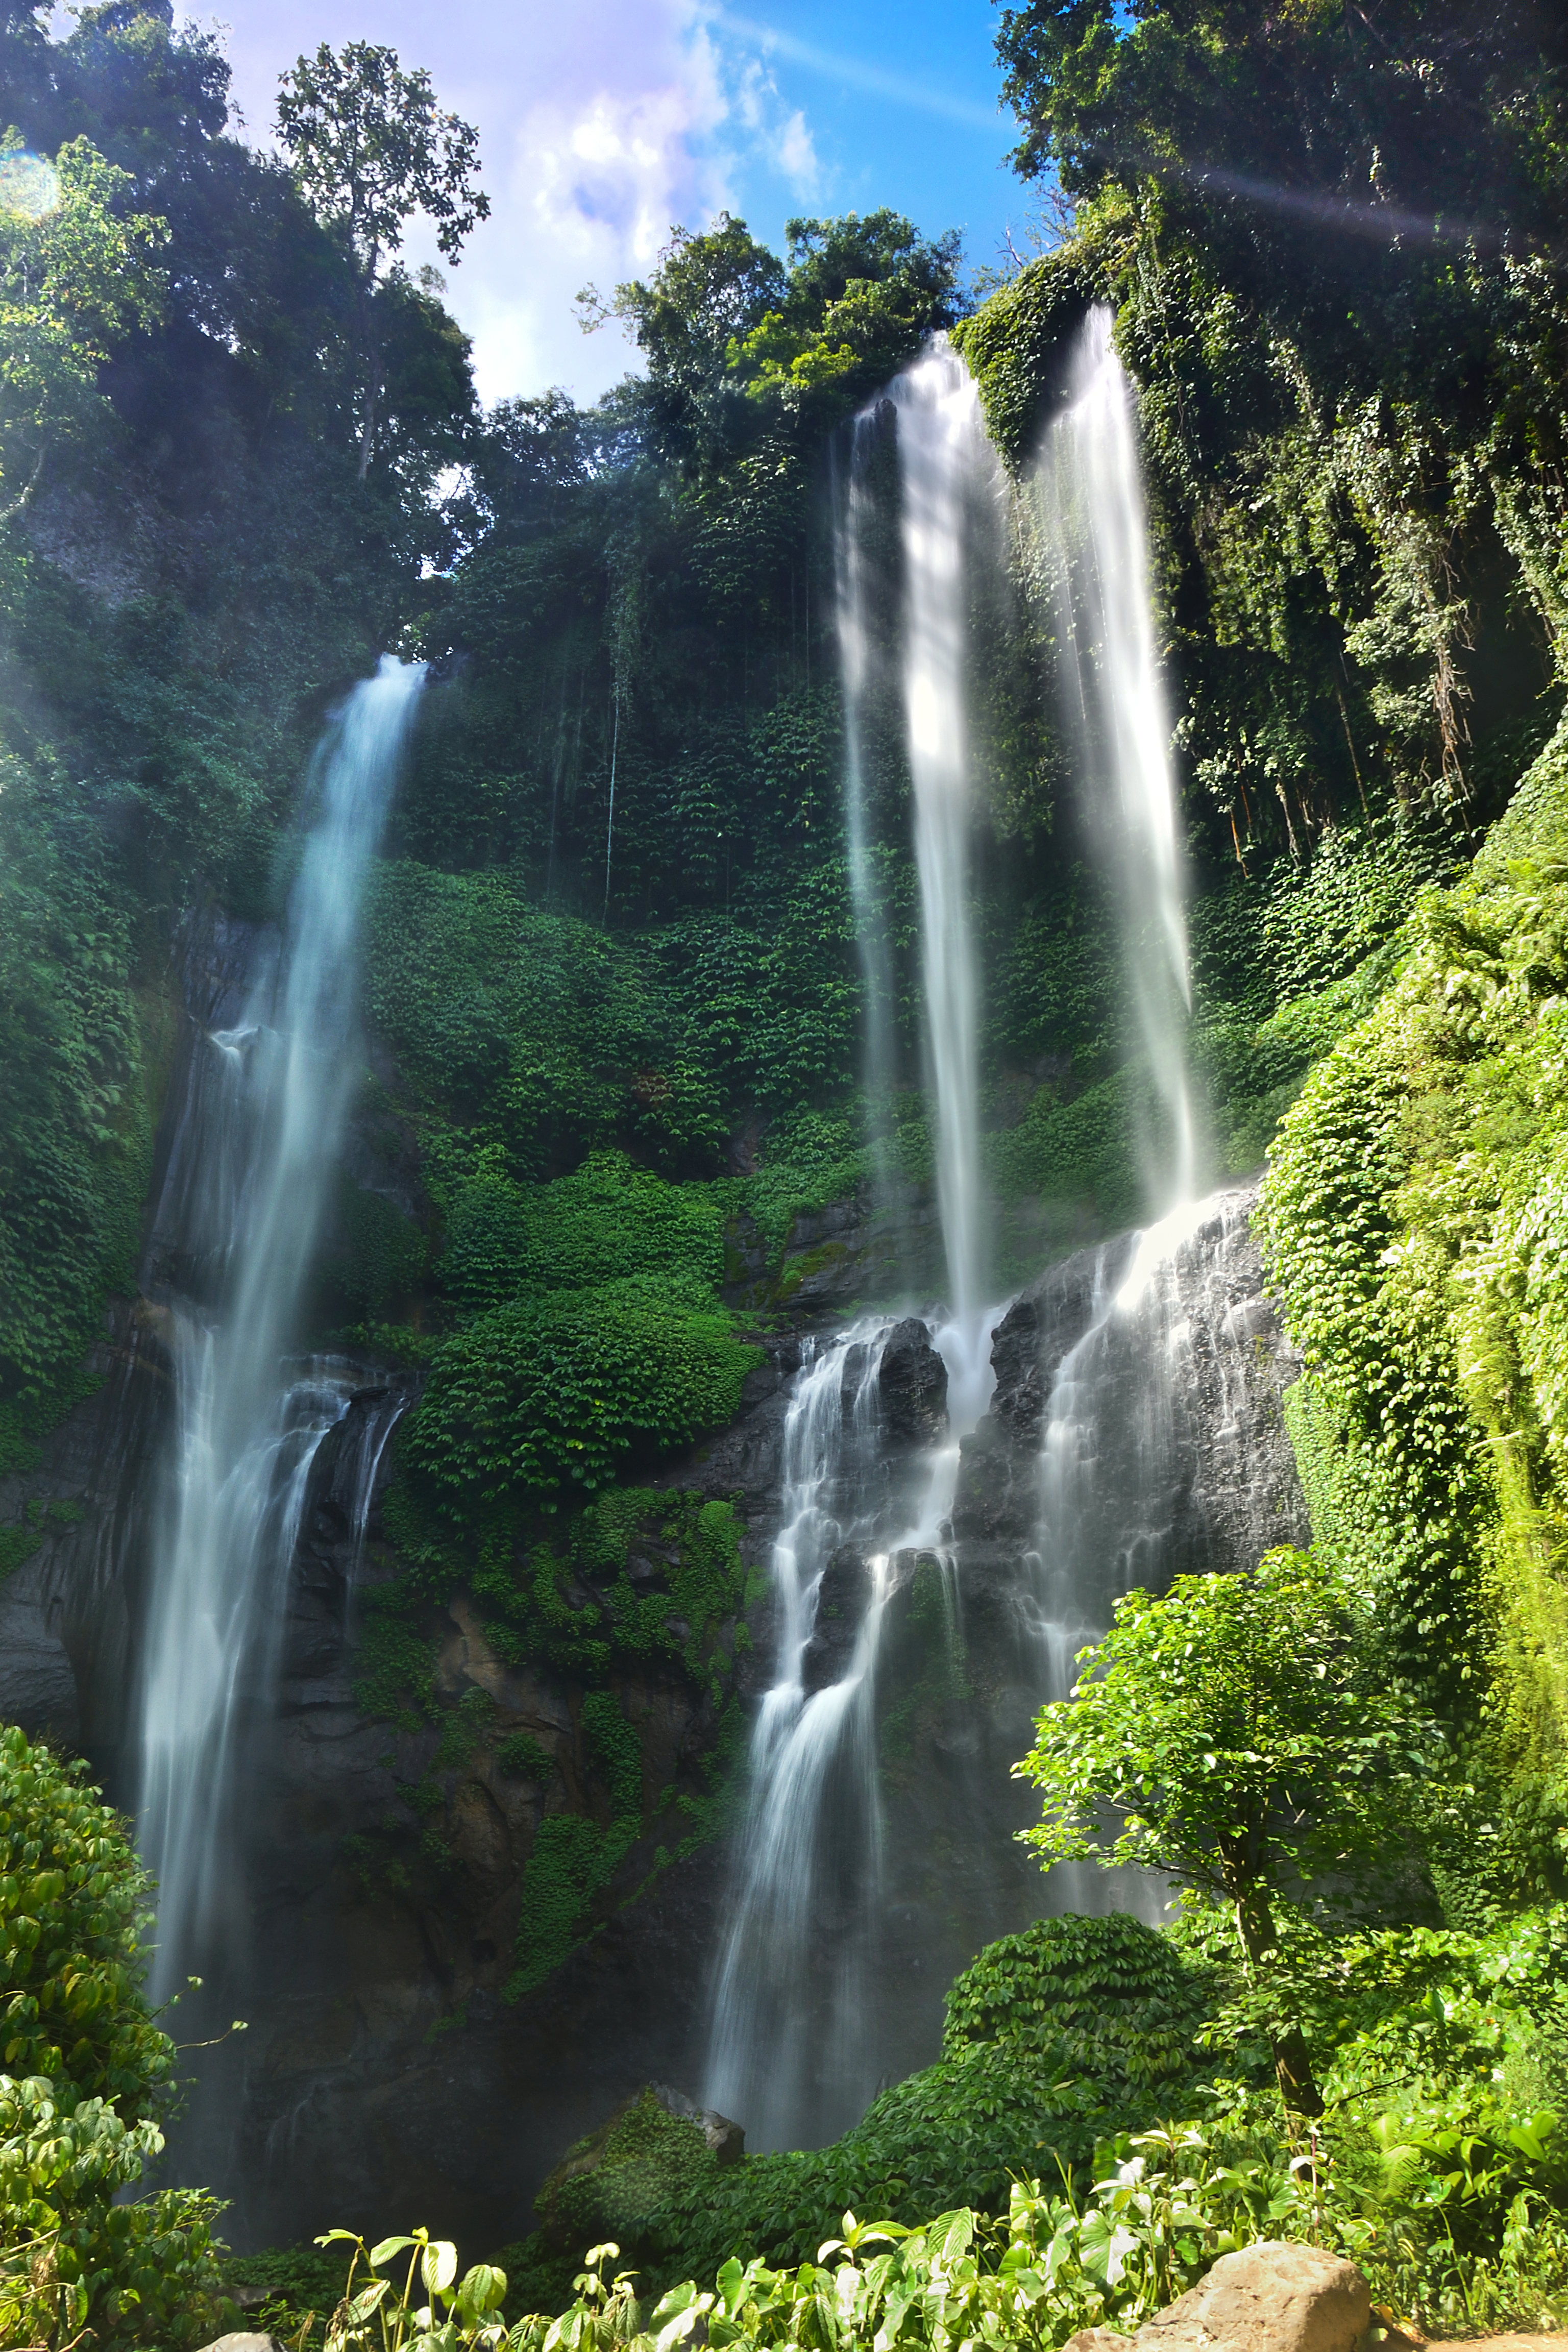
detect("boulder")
(800, 1546), (875, 1693)
(1111, 2242), (1372, 2352)
(651, 2081), (745, 2164)
(534, 2081), (744, 2251)
(874, 1317), (948, 1449)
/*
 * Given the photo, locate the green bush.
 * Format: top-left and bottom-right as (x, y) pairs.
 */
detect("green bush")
(0, 1725), (223, 2349)
(399, 1278), (759, 1520)
(508, 1813), (638, 2000)
(534, 2090), (718, 2259)
(443, 1153), (725, 1309)
(1258, 718), (1568, 1875)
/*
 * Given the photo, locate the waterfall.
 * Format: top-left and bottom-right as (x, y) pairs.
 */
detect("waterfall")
(705, 1309), (996, 2149)
(1031, 306), (1196, 1211)
(136, 656), (423, 1998)
(706, 349), (1010, 2146)
(704, 331), (1262, 2153)
(892, 347), (995, 1321)
(835, 416), (901, 1175)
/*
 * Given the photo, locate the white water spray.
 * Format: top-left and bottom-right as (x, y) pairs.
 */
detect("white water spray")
(707, 351), (1013, 2146)
(137, 657), (423, 1996)
(835, 419), (900, 1146)
(1032, 307), (1196, 1210)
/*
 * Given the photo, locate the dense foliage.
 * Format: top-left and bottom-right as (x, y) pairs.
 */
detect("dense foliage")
(9, 1), (1568, 2342)
(265, 1898), (1568, 2348)
(1258, 716), (1568, 1881)
(0, 1726), (223, 2349)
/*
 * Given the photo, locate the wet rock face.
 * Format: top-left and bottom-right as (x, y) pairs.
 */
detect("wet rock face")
(800, 1547), (877, 1693)
(953, 1185), (1309, 1595)
(1, 1176), (1308, 2253)
(874, 1318), (949, 1450)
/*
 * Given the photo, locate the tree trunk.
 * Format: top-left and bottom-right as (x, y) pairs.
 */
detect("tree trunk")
(356, 377), (379, 481)
(1233, 1881), (1323, 2118)
(354, 267), (380, 482)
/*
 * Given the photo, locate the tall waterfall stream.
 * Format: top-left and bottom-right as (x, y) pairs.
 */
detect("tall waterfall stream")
(136, 657), (423, 2000)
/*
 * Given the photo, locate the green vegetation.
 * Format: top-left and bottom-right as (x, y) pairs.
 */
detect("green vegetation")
(400, 1280), (756, 1522)
(533, 2091), (720, 2263)
(292, 1896), (1568, 2345)
(1017, 1547), (1453, 2110)
(8, 0), (1568, 2342)
(1258, 716), (1568, 1882)
(0, 1726), (224, 2349)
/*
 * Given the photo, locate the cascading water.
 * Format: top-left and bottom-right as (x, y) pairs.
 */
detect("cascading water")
(1031, 306), (1197, 1211)
(835, 419), (901, 1175)
(136, 656), (423, 2000)
(705, 1308), (996, 2149)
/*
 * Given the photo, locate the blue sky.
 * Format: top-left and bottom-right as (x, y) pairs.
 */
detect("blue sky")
(198, 0), (1036, 408)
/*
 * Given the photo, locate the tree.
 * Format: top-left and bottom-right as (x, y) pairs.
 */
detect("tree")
(0, 130), (165, 517)
(276, 41), (487, 477)
(1015, 1548), (1451, 2113)
(994, 0), (1568, 234)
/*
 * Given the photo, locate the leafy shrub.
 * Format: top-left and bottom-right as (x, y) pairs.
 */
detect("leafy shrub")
(1258, 717), (1568, 1874)
(508, 1814), (638, 2000)
(399, 1277), (759, 1518)
(942, 1912), (1212, 2083)
(986, 1065), (1151, 1228)
(443, 1153), (725, 1310)
(535, 2091), (718, 2259)
(0, 1725), (223, 2349)
(318, 2227), (509, 2352)
(337, 1183), (429, 1317)
(363, 863), (679, 1177)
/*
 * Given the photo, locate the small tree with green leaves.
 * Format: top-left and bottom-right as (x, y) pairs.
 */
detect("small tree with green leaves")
(1015, 1547), (1452, 2114)
(0, 131), (165, 519)
(276, 42), (487, 477)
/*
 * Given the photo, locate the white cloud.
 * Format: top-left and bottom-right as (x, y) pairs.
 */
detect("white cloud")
(206, 0), (828, 408)
(775, 108), (819, 201)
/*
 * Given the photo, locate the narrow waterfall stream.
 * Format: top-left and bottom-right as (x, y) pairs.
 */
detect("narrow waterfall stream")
(136, 656), (423, 2001)
(1031, 307), (1197, 1209)
(705, 341), (1007, 2147)
(892, 347), (994, 1325)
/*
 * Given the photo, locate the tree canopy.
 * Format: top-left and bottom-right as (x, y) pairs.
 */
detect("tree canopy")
(1016, 1548), (1454, 2106)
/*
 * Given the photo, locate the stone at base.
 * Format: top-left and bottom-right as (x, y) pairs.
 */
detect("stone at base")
(1139, 2242), (1371, 2352)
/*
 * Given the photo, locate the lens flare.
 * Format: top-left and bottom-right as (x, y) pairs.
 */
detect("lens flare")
(0, 150), (61, 222)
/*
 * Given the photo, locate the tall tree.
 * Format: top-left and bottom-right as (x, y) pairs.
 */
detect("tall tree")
(276, 40), (487, 478)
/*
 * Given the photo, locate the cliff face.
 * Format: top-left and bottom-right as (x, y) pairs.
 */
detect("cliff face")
(0, 1171), (1306, 2249)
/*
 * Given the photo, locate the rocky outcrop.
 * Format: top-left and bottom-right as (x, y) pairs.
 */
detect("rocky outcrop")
(1067, 2241), (1371, 2352)
(3, 1179), (1308, 2254)
(535, 2081), (743, 2252)
(953, 1186), (1308, 1585)
(874, 1318), (949, 1448)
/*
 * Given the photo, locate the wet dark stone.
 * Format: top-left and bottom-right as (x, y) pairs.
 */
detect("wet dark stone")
(875, 1318), (949, 1449)
(800, 1546), (875, 1693)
